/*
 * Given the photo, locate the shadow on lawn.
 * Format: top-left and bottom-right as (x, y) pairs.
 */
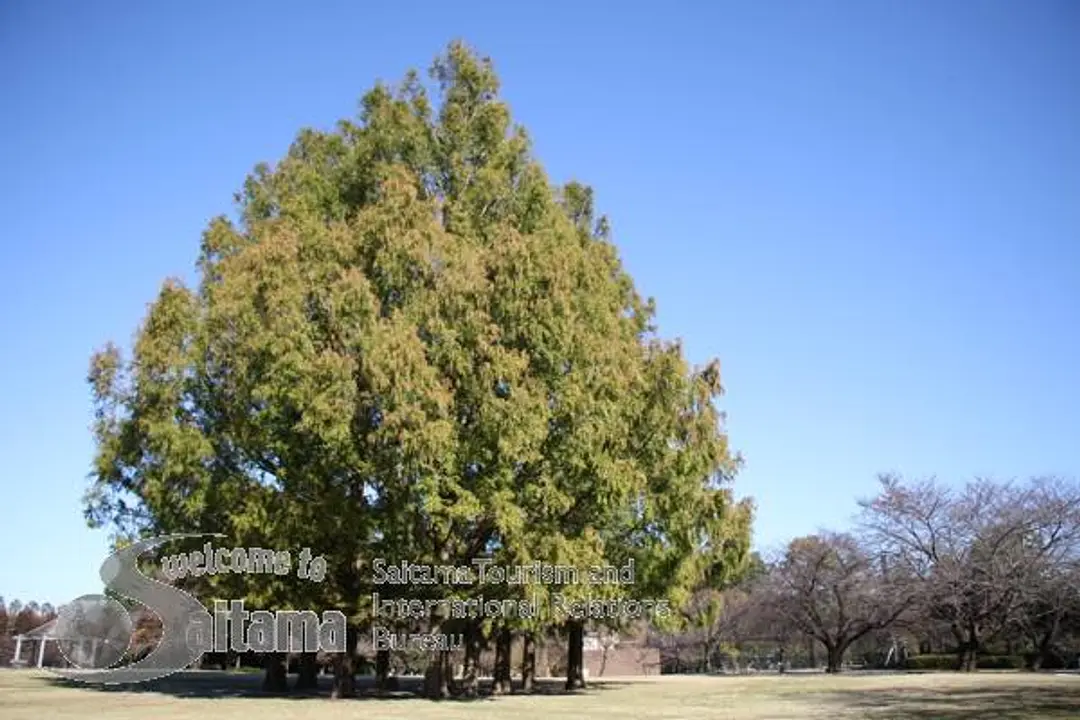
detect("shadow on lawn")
(834, 680), (1080, 720)
(41, 671), (630, 702)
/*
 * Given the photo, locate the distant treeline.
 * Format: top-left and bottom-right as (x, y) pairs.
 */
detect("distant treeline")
(649, 474), (1080, 675)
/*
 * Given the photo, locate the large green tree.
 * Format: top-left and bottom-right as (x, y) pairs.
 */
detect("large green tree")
(86, 41), (752, 700)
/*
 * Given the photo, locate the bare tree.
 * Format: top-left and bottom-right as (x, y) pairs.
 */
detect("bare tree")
(1009, 477), (1080, 668)
(677, 586), (758, 673)
(860, 474), (1080, 671)
(761, 532), (913, 673)
(597, 628), (619, 677)
(1013, 562), (1080, 668)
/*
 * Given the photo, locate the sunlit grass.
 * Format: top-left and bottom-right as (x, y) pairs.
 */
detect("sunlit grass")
(1, 668), (1078, 719)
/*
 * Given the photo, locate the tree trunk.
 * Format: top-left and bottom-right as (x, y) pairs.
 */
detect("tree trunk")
(375, 648), (391, 690)
(331, 624), (358, 699)
(521, 630), (537, 693)
(295, 652), (319, 691)
(460, 621), (482, 697)
(963, 626), (979, 672)
(950, 622), (964, 666)
(262, 652), (288, 693)
(439, 650), (452, 697)
(424, 607), (452, 700)
(565, 621), (586, 690)
(950, 623), (978, 672)
(1036, 618), (1062, 671)
(956, 638), (978, 671)
(824, 644), (843, 674)
(424, 650), (451, 699)
(492, 626), (513, 695)
(964, 646), (978, 672)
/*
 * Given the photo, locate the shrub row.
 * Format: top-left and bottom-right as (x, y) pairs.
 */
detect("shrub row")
(903, 654), (1026, 671)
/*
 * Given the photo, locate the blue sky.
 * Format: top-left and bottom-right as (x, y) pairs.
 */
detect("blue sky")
(1, 2), (1077, 606)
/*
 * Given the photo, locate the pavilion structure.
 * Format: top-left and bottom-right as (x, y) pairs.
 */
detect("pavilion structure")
(11, 615), (141, 669)
(11, 618), (59, 668)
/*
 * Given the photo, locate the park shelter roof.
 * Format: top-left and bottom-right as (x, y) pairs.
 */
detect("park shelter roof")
(21, 618), (57, 638)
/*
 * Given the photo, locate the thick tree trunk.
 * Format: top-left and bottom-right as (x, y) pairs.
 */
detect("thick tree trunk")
(331, 624), (358, 699)
(460, 621), (482, 697)
(565, 621), (586, 690)
(295, 652), (319, 690)
(521, 631), (537, 693)
(262, 652), (289, 693)
(375, 648), (391, 690)
(424, 607), (451, 700)
(1034, 618), (1061, 671)
(424, 650), (451, 699)
(492, 626), (513, 695)
(950, 623), (978, 672)
(824, 644), (843, 674)
(950, 623), (964, 666)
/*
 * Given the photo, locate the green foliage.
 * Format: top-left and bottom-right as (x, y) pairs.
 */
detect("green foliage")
(84, 41), (752, 646)
(902, 654), (953, 671)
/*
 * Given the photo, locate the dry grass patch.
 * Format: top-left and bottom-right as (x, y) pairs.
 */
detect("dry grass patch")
(0, 669), (1077, 719)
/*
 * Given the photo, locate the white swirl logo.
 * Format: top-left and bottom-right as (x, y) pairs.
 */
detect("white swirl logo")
(49, 533), (222, 684)
(48, 534), (346, 684)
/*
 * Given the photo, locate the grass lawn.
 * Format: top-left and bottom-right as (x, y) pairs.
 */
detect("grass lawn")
(1, 669), (1078, 719)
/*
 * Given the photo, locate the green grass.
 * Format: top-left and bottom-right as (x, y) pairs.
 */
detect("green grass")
(1, 669), (1078, 719)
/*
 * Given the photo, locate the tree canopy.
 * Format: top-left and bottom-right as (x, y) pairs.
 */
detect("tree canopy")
(84, 41), (753, 698)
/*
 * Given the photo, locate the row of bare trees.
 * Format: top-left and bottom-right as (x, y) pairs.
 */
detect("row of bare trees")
(652, 474), (1080, 674)
(0, 599), (56, 631)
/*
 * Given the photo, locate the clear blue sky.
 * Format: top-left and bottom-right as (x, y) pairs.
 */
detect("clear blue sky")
(2, 2), (1077, 607)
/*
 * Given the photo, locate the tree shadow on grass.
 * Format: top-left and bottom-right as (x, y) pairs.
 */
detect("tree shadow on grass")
(39, 671), (629, 702)
(832, 681), (1080, 719)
